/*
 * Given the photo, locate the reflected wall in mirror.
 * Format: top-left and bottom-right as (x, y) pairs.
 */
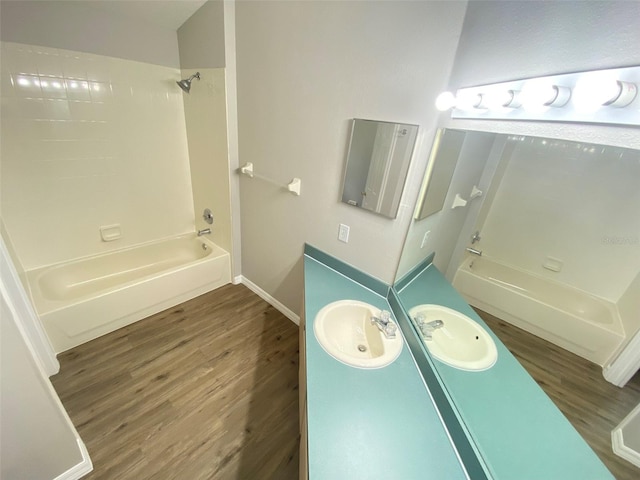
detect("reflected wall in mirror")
(396, 129), (499, 281)
(414, 129), (465, 220)
(341, 119), (418, 219)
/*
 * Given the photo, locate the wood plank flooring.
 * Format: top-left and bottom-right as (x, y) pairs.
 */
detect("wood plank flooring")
(51, 284), (300, 480)
(476, 308), (640, 480)
(51, 283), (640, 480)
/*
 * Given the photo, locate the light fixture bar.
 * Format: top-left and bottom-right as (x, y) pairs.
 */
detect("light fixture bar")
(439, 66), (640, 126)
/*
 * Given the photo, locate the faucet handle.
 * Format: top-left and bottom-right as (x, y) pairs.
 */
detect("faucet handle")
(421, 327), (433, 340)
(415, 313), (426, 326)
(384, 323), (397, 338)
(379, 310), (391, 322)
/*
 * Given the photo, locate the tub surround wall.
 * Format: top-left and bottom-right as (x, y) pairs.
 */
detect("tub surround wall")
(181, 68), (233, 256)
(478, 138), (640, 303)
(177, 0), (242, 279)
(235, 0), (467, 314)
(0, 41), (195, 270)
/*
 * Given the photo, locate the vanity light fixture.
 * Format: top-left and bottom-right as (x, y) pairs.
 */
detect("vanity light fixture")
(573, 72), (638, 113)
(436, 66), (640, 126)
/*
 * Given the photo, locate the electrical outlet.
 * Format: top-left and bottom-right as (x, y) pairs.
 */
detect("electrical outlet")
(421, 230), (430, 249)
(338, 224), (350, 243)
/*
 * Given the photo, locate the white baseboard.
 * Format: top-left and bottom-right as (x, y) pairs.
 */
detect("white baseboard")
(239, 275), (300, 325)
(53, 438), (93, 480)
(612, 403), (640, 468)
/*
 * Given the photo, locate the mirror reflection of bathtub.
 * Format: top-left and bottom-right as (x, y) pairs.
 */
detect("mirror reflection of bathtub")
(397, 130), (640, 374)
(25, 233), (231, 353)
(452, 253), (625, 366)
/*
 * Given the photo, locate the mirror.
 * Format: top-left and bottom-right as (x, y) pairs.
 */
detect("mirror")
(414, 129), (464, 220)
(393, 130), (640, 478)
(341, 119), (418, 219)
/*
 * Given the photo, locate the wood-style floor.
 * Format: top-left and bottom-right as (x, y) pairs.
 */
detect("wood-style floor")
(51, 284), (300, 480)
(51, 283), (640, 480)
(476, 308), (640, 480)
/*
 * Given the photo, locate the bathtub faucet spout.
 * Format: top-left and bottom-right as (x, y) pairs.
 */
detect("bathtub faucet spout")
(466, 247), (482, 256)
(197, 228), (211, 236)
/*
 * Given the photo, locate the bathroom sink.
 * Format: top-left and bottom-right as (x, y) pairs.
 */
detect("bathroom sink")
(313, 300), (403, 369)
(408, 304), (497, 372)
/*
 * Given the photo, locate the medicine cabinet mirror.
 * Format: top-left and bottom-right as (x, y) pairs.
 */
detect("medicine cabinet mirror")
(341, 119), (418, 219)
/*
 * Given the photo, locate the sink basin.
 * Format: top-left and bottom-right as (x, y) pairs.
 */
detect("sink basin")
(313, 300), (403, 369)
(408, 304), (497, 371)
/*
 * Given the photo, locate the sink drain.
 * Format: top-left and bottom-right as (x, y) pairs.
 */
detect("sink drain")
(357, 344), (367, 352)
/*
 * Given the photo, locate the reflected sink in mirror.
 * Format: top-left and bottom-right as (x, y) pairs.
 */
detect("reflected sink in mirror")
(314, 300), (403, 369)
(408, 304), (497, 371)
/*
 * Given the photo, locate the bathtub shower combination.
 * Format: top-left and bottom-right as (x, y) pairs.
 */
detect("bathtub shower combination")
(452, 255), (626, 367)
(26, 234), (231, 353)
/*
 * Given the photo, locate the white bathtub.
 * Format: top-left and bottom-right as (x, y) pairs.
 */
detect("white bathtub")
(452, 255), (625, 366)
(26, 234), (231, 353)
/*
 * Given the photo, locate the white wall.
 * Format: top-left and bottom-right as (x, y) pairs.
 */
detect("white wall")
(0, 0), (180, 68)
(178, 0), (225, 69)
(1, 42), (194, 269)
(1, 278), (90, 479)
(449, 0), (640, 89)
(235, 0), (467, 313)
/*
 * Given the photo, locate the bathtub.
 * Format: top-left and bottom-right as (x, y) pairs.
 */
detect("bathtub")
(26, 234), (231, 353)
(452, 255), (625, 366)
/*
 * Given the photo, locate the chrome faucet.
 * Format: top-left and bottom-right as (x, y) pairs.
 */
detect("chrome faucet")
(415, 314), (444, 341)
(466, 246), (482, 256)
(471, 231), (481, 244)
(197, 228), (211, 236)
(371, 310), (397, 339)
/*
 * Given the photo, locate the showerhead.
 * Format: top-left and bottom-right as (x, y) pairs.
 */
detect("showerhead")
(176, 72), (201, 93)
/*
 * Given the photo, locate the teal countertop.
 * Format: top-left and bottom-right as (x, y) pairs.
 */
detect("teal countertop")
(303, 253), (470, 480)
(395, 263), (614, 480)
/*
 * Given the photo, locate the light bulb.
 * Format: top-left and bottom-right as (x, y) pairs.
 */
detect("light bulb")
(435, 91), (457, 111)
(573, 72), (620, 113)
(520, 80), (554, 112)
